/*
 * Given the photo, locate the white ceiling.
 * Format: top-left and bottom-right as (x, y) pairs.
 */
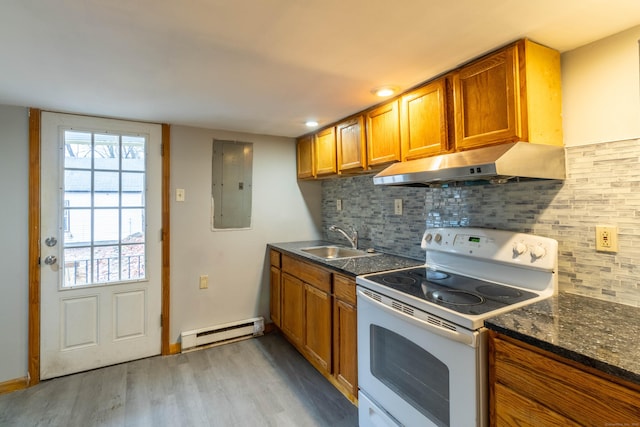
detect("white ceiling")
(1, 1), (639, 138)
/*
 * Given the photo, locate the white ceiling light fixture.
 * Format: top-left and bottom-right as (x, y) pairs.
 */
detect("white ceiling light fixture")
(305, 120), (319, 127)
(371, 86), (398, 97)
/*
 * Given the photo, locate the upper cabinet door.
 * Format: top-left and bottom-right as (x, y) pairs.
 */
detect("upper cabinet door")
(296, 135), (314, 179)
(452, 39), (562, 151)
(366, 99), (401, 166)
(400, 78), (450, 161)
(336, 115), (367, 173)
(314, 127), (337, 176)
(453, 44), (520, 150)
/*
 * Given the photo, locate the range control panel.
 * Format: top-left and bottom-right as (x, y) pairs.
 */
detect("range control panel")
(421, 227), (558, 270)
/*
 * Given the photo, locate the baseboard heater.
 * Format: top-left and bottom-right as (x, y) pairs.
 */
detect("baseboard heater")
(180, 316), (264, 353)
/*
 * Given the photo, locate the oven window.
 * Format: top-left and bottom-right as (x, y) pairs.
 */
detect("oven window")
(370, 325), (450, 427)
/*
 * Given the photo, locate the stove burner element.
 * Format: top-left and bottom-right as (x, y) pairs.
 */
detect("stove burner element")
(476, 285), (522, 299)
(428, 290), (484, 306)
(381, 275), (417, 287)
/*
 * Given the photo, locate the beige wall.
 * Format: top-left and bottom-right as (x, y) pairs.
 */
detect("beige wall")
(169, 125), (321, 342)
(562, 25), (640, 147)
(0, 105), (29, 383)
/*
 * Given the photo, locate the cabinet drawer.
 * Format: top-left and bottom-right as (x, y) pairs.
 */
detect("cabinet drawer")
(269, 250), (281, 268)
(282, 255), (331, 293)
(493, 336), (640, 425)
(333, 274), (356, 305)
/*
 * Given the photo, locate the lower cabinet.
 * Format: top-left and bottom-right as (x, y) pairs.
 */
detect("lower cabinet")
(281, 273), (304, 348)
(303, 283), (332, 372)
(490, 331), (640, 426)
(270, 250), (358, 402)
(333, 298), (357, 397)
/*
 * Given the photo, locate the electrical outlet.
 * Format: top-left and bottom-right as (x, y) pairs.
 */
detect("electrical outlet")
(336, 199), (342, 211)
(394, 199), (403, 215)
(596, 225), (618, 252)
(199, 274), (208, 289)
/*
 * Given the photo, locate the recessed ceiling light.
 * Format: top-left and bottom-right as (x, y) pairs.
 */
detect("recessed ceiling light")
(371, 86), (398, 97)
(305, 120), (319, 127)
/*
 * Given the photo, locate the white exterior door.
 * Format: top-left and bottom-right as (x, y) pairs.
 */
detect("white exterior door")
(40, 112), (162, 380)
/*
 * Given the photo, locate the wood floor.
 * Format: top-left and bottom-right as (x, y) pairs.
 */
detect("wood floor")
(0, 332), (358, 427)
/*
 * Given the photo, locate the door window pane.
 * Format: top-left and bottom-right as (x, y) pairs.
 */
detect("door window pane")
(93, 246), (120, 283)
(370, 325), (450, 427)
(94, 171), (120, 207)
(94, 134), (120, 170)
(62, 130), (147, 287)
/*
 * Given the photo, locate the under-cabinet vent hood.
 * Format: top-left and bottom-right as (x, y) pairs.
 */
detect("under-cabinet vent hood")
(373, 142), (566, 186)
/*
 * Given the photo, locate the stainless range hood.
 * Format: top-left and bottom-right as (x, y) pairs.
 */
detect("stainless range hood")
(373, 142), (566, 186)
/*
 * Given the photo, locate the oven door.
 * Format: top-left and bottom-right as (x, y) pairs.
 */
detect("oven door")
(357, 286), (487, 427)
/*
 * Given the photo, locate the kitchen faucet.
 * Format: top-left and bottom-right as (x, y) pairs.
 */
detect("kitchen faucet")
(329, 225), (358, 249)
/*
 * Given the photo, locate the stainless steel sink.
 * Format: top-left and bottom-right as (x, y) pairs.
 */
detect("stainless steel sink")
(300, 245), (379, 260)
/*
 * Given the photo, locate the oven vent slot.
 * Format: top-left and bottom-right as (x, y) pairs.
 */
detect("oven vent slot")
(363, 289), (382, 302)
(391, 301), (414, 316)
(426, 315), (457, 332)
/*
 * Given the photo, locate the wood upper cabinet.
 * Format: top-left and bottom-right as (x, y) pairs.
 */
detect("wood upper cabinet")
(400, 78), (450, 161)
(366, 99), (401, 166)
(336, 115), (367, 173)
(269, 250), (281, 328)
(296, 135), (314, 179)
(453, 39), (562, 151)
(490, 332), (640, 426)
(333, 274), (357, 399)
(314, 127), (337, 176)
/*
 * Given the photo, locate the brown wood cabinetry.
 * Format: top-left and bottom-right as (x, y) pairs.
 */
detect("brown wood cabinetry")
(490, 332), (640, 426)
(366, 99), (401, 166)
(304, 283), (332, 372)
(296, 135), (314, 179)
(400, 78), (450, 160)
(314, 127), (337, 176)
(281, 254), (332, 376)
(281, 272), (304, 347)
(332, 274), (358, 399)
(269, 250), (281, 328)
(336, 115), (367, 173)
(453, 39), (562, 151)
(270, 251), (358, 402)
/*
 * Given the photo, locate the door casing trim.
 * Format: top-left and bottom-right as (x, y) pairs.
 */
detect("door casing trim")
(27, 109), (172, 386)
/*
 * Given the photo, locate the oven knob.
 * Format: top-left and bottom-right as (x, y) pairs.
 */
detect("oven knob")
(513, 242), (527, 256)
(434, 233), (442, 243)
(425, 233), (433, 243)
(531, 245), (546, 260)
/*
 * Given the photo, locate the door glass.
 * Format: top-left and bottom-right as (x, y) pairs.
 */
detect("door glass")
(62, 130), (147, 287)
(370, 325), (450, 427)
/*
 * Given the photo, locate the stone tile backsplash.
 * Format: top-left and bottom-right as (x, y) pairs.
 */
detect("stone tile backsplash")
(322, 139), (640, 307)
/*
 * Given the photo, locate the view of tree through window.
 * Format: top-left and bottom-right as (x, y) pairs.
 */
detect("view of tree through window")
(63, 130), (147, 287)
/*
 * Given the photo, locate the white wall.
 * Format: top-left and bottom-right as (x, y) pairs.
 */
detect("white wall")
(562, 25), (640, 147)
(0, 105), (29, 383)
(170, 125), (321, 342)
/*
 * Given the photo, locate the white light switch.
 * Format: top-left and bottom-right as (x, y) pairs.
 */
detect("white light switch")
(394, 199), (403, 215)
(336, 199), (342, 211)
(176, 188), (185, 202)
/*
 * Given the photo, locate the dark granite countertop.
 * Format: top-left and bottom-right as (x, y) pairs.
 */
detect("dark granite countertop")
(485, 292), (640, 387)
(268, 240), (424, 277)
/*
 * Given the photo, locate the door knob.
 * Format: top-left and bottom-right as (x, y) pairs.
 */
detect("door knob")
(45, 237), (57, 247)
(44, 255), (57, 265)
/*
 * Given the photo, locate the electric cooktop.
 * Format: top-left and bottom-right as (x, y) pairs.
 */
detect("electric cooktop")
(363, 266), (539, 316)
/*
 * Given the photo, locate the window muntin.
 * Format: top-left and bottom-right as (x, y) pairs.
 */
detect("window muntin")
(62, 130), (147, 287)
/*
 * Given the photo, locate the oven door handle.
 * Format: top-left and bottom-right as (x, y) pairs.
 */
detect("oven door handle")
(358, 290), (475, 346)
